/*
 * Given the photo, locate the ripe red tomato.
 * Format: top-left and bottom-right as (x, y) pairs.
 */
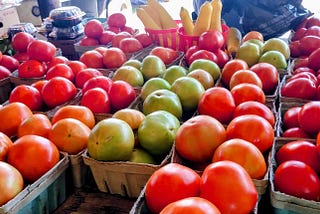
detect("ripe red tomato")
(187, 50), (218, 66)
(111, 31), (132, 48)
(67, 60), (87, 76)
(200, 161), (258, 213)
(80, 50), (104, 68)
(82, 75), (113, 94)
(288, 72), (319, 85)
(7, 135), (60, 183)
(18, 59), (46, 78)
(31, 80), (49, 93)
(298, 101), (320, 135)
(198, 30), (224, 52)
(84, 19), (104, 39)
(250, 62), (279, 94)
(0, 161), (24, 206)
(221, 59), (249, 87)
(11, 32), (35, 52)
(185, 45), (200, 65)
(102, 47), (127, 69)
(46, 63), (74, 82)
(213, 49), (229, 68)
(276, 140), (320, 173)
(9, 85), (43, 111)
(226, 114), (274, 153)
(198, 87), (236, 124)
(0, 65), (11, 80)
(282, 127), (311, 138)
(299, 35), (320, 56)
(27, 40), (56, 62)
(231, 83), (266, 106)
(229, 69), (263, 90)
(13, 52), (29, 63)
(80, 88), (111, 114)
(119, 37), (143, 54)
(145, 163), (201, 214)
(150, 46), (179, 65)
(99, 30), (116, 45)
(283, 106), (302, 129)
(160, 197), (221, 214)
(75, 68), (103, 88)
(79, 37), (100, 46)
(233, 101), (275, 126)
(41, 77), (77, 109)
(0, 55), (20, 72)
(46, 56), (68, 70)
(108, 80), (136, 111)
(175, 115), (226, 163)
(274, 160), (320, 201)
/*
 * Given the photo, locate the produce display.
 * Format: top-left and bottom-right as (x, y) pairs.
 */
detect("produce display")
(1, 0), (320, 213)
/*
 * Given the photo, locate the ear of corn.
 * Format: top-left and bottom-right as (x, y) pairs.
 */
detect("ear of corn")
(148, 0), (178, 29)
(180, 7), (194, 35)
(141, 5), (162, 29)
(192, 1), (213, 36)
(136, 7), (162, 30)
(210, 0), (223, 32)
(226, 27), (242, 57)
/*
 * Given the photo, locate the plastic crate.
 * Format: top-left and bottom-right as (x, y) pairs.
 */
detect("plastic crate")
(270, 138), (320, 214)
(0, 152), (69, 214)
(82, 149), (172, 198)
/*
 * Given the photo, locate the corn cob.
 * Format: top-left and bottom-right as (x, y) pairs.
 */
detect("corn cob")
(147, 0), (177, 29)
(179, 7), (194, 35)
(192, 1), (212, 36)
(210, 0), (222, 32)
(136, 7), (162, 30)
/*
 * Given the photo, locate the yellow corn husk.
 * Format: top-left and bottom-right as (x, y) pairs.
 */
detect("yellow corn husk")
(179, 7), (194, 35)
(226, 27), (243, 57)
(192, 1), (212, 36)
(141, 5), (162, 29)
(147, 0), (177, 29)
(210, 0), (223, 32)
(136, 7), (162, 30)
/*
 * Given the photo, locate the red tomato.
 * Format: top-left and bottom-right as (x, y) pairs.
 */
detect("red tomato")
(145, 163), (201, 214)
(187, 50), (218, 66)
(213, 138), (267, 179)
(41, 77), (77, 109)
(99, 30), (116, 45)
(250, 62), (279, 94)
(160, 197), (221, 214)
(75, 68), (103, 88)
(274, 160), (320, 201)
(185, 45), (200, 65)
(67, 60), (87, 76)
(102, 47), (127, 69)
(198, 30), (224, 52)
(293, 66), (316, 76)
(9, 85), (43, 111)
(291, 28), (307, 41)
(80, 88), (111, 114)
(221, 59), (249, 87)
(0, 55), (19, 72)
(282, 127), (311, 138)
(150, 46), (179, 65)
(84, 19), (104, 39)
(0, 65), (11, 80)
(7, 135), (60, 183)
(109, 80), (136, 111)
(46, 56), (69, 70)
(198, 87), (236, 124)
(200, 161), (258, 214)
(226, 114), (274, 153)
(233, 101), (275, 126)
(79, 37), (100, 46)
(17, 59), (46, 78)
(298, 101), (320, 134)
(27, 40), (56, 62)
(11, 32), (35, 52)
(119, 37), (143, 54)
(231, 83), (266, 106)
(288, 72), (319, 85)
(0, 161), (24, 206)
(213, 49), (229, 68)
(13, 52), (29, 63)
(31, 80), (49, 93)
(276, 140), (320, 173)
(283, 106), (302, 129)
(175, 115), (226, 163)
(46, 63), (74, 82)
(111, 31), (132, 48)
(229, 69), (263, 90)
(82, 75), (113, 94)
(80, 50), (104, 68)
